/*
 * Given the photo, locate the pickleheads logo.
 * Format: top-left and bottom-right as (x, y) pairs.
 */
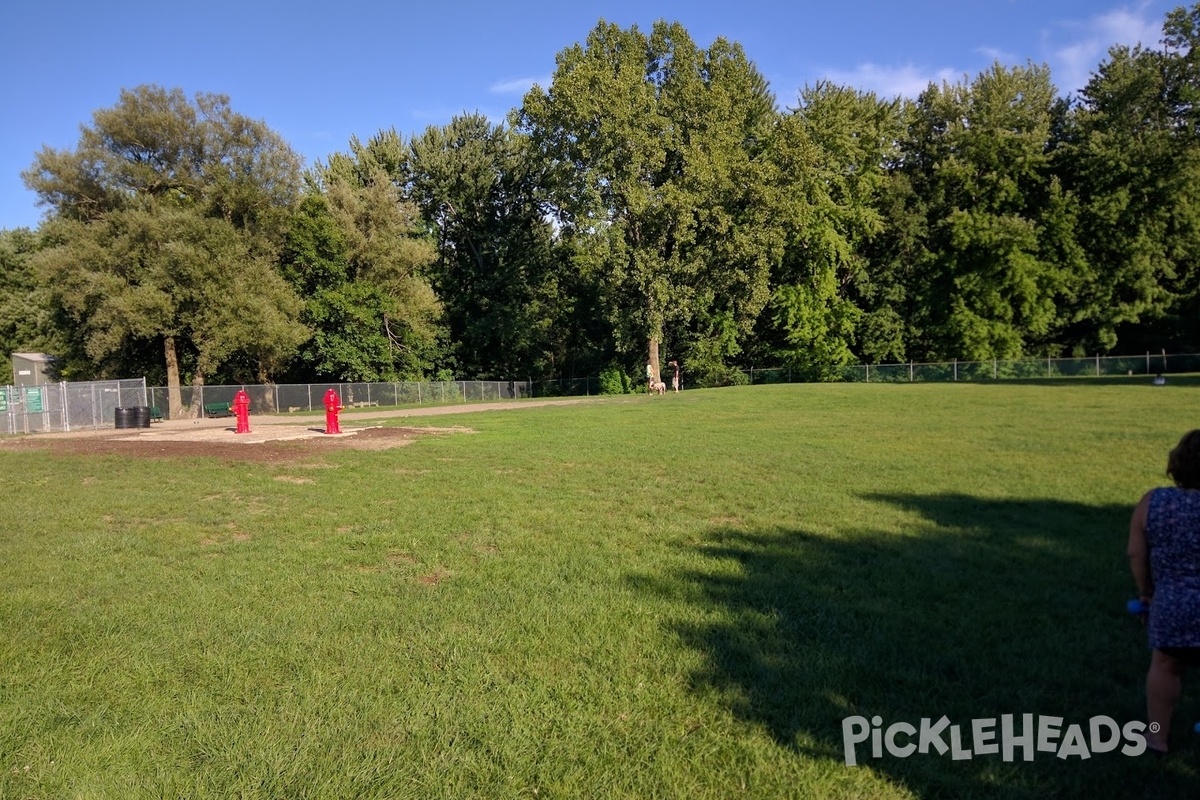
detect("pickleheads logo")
(841, 714), (1149, 766)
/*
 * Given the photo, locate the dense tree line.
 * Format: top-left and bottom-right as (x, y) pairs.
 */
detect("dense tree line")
(4, 6), (1200, 405)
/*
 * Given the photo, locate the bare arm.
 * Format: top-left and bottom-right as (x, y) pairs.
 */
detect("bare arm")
(1128, 490), (1154, 602)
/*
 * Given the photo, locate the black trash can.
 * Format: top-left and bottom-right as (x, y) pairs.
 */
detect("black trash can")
(133, 406), (152, 428)
(114, 407), (136, 429)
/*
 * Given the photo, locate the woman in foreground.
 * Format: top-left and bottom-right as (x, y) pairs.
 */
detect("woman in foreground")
(1128, 429), (1200, 754)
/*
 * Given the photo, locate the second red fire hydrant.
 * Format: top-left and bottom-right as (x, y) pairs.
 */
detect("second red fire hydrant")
(323, 388), (342, 434)
(233, 389), (251, 434)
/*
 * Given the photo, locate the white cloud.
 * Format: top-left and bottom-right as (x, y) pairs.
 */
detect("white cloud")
(1048, 2), (1164, 96)
(975, 45), (1017, 64)
(820, 63), (963, 99)
(803, 2), (1166, 104)
(407, 105), (513, 131)
(489, 76), (549, 95)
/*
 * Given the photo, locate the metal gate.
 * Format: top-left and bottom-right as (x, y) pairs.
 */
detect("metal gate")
(0, 378), (148, 434)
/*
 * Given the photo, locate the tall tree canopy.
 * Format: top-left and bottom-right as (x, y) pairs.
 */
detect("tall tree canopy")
(282, 131), (443, 381)
(881, 63), (1075, 360)
(756, 82), (905, 378)
(403, 114), (572, 380)
(11, 8), (1200, 391)
(0, 228), (64, 366)
(517, 20), (783, 385)
(22, 85), (306, 414)
(1059, 7), (1200, 353)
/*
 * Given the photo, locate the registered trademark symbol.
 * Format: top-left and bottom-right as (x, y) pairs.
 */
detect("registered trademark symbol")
(1149, 722), (1161, 733)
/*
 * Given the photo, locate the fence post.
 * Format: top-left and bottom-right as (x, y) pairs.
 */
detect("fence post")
(1047, 356), (1051, 378)
(1146, 352), (1150, 374)
(1096, 354), (1100, 377)
(910, 362), (913, 382)
(954, 359), (958, 382)
(866, 365), (870, 383)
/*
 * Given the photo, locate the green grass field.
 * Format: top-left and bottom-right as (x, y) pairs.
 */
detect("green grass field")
(2, 381), (1198, 798)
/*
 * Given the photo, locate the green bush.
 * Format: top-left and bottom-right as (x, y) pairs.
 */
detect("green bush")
(691, 363), (749, 388)
(598, 366), (629, 395)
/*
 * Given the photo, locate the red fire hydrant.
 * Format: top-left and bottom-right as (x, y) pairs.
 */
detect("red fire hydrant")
(323, 388), (342, 434)
(233, 389), (251, 434)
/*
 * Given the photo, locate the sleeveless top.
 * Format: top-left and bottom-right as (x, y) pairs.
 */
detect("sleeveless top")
(1146, 487), (1200, 649)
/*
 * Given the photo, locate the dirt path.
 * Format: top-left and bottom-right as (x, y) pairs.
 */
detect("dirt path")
(246, 397), (597, 426)
(0, 397), (599, 464)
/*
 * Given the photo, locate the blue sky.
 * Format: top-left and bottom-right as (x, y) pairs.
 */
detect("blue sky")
(0, 0), (1179, 230)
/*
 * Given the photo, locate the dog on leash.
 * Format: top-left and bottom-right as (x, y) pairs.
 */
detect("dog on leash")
(652, 380), (666, 395)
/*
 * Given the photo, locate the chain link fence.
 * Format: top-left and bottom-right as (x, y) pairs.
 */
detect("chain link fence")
(1, 378), (148, 434)
(528, 377), (598, 397)
(148, 380), (532, 419)
(733, 354), (1192, 384)
(3, 354), (1190, 435)
(834, 352), (1194, 384)
(531, 353), (1200, 395)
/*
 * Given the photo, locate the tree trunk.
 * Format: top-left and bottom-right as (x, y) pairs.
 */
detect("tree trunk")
(649, 338), (660, 386)
(258, 363), (277, 412)
(190, 368), (205, 418)
(164, 336), (183, 420)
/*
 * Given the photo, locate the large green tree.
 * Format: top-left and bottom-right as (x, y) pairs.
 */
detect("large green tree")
(517, 20), (783, 386)
(403, 114), (586, 380)
(0, 228), (66, 368)
(22, 85), (306, 415)
(36, 207), (305, 387)
(1058, 4), (1200, 353)
(755, 82), (905, 378)
(282, 133), (443, 382)
(883, 63), (1077, 360)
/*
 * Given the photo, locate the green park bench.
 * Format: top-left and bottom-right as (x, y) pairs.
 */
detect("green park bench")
(150, 406), (164, 422)
(203, 401), (232, 418)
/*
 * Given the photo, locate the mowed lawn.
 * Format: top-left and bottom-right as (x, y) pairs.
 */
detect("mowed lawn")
(2, 381), (1198, 799)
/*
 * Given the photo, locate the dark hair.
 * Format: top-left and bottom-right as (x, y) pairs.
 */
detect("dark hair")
(1167, 430), (1200, 489)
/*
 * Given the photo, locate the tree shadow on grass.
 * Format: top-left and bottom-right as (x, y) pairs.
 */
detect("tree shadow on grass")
(630, 493), (1200, 799)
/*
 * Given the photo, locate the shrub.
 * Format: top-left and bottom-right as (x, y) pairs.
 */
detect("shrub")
(691, 363), (749, 388)
(599, 366), (629, 395)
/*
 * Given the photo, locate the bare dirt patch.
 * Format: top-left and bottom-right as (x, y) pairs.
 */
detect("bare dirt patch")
(0, 425), (454, 465)
(273, 475), (316, 484)
(0, 397), (594, 465)
(416, 567), (451, 586)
